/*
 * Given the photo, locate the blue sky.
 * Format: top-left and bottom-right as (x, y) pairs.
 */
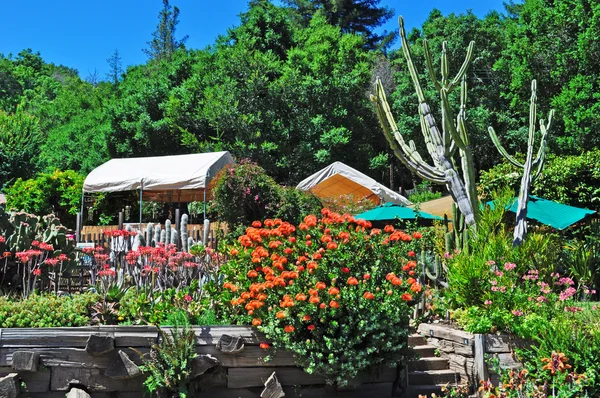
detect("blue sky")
(1, 0), (508, 80)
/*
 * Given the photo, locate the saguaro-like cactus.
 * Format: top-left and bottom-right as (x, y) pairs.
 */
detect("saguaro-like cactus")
(165, 219), (172, 245)
(146, 223), (154, 247)
(371, 17), (477, 226)
(181, 214), (189, 252)
(488, 80), (553, 246)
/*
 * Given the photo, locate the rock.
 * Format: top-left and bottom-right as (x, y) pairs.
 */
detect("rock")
(261, 371), (285, 398)
(105, 350), (142, 380)
(12, 350), (40, 372)
(0, 373), (19, 398)
(67, 387), (92, 398)
(85, 334), (115, 356)
(215, 334), (244, 353)
(190, 355), (219, 378)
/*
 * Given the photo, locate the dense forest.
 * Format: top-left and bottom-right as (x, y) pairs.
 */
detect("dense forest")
(1, 0), (599, 195)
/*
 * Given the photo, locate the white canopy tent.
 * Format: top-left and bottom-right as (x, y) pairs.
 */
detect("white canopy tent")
(297, 161), (411, 206)
(82, 151), (234, 224)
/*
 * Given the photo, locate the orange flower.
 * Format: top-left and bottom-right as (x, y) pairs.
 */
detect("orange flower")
(328, 287), (340, 295)
(319, 303), (327, 309)
(411, 283), (422, 293)
(363, 292), (375, 300)
(252, 318), (262, 326)
(283, 248), (293, 255)
(260, 342), (270, 349)
(347, 277), (359, 286)
(412, 232), (422, 239)
(391, 277), (403, 286)
(302, 315), (311, 321)
(252, 221), (262, 228)
(401, 293), (413, 301)
(329, 300), (340, 308)
(315, 282), (327, 290)
(230, 248), (239, 256)
(309, 296), (320, 304)
(312, 252), (322, 260)
(363, 274), (370, 280)
(386, 272), (395, 281)
(309, 288), (318, 296)
(541, 352), (572, 375)
(284, 325), (295, 333)
(326, 241), (338, 250)
(384, 225), (394, 233)
(247, 270), (258, 278)
(295, 293), (307, 302)
(407, 277), (416, 285)
(276, 311), (286, 319)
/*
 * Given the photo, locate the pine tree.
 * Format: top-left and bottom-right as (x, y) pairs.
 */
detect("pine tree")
(143, 0), (188, 60)
(283, 0), (395, 50)
(106, 49), (122, 85)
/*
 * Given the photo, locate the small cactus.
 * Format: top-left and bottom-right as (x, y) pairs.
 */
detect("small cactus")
(160, 229), (166, 244)
(181, 214), (189, 252)
(165, 219), (172, 245)
(154, 223), (161, 246)
(171, 229), (179, 249)
(146, 223), (154, 247)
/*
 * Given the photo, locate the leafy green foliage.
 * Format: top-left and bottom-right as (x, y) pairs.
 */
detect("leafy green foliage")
(407, 181), (442, 204)
(0, 293), (97, 327)
(5, 170), (85, 227)
(211, 160), (322, 227)
(134, 325), (197, 398)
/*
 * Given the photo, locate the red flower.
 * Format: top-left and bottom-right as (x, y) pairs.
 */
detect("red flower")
(327, 287), (340, 295)
(229, 248), (239, 256)
(315, 282), (326, 290)
(184, 294), (192, 302)
(284, 325), (295, 333)
(407, 251), (416, 257)
(412, 232), (422, 239)
(309, 296), (320, 304)
(32, 269), (42, 276)
(341, 267), (350, 273)
(308, 324), (316, 331)
(410, 283), (422, 293)
(401, 293), (413, 301)
(276, 311), (286, 319)
(363, 274), (370, 280)
(252, 221), (262, 228)
(326, 242), (338, 250)
(252, 318), (262, 326)
(302, 315), (311, 321)
(363, 292), (375, 300)
(295, 293), (307, 302)
(384, 225), (394, 233)
(319, 303), (327, 309)
(347, 277), (359, 286)
(247, 270), (258, 278)
(260, 343), (270, 349)
(329, 300), (340, 308)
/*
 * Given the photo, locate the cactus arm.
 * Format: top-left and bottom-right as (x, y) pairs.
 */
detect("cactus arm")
(488, 126), (525, 168)
(423, 40), (442, 92)
(448, 41), (474, 91)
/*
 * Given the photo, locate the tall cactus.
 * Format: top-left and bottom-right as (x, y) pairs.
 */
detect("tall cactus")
(371, 16), (477, 226)
(154, 223), (161, 247)
(181, 214), (189, 252)
(146, 223), (154, 247)
(165, 219), (171, 245)
(488, 80), (554, 246)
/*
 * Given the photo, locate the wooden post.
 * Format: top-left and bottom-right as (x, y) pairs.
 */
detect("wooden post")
(474, 334), (488, 383)
(118, 212), (124, 230)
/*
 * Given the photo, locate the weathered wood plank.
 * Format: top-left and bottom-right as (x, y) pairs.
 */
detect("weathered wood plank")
(227, 367), (326, 388)
(50, 367), (145, 392)
(197, 346), (296, 367)
(474, 334), (488, 384)
(20, 369), (51, 393)
(417, 324), (474, 346)
(227, 366), (397, 389)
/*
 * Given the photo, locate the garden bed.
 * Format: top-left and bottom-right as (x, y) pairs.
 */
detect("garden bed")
(0, 325), (400, 398)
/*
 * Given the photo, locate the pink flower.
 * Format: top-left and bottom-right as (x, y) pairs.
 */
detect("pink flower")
(486, 260), (496, 266)
(503, 262), (516, 271)
(32, 269), (42, 276)
(484, 300), (492, 306)
(512, 309), (523, 316)
(184, 294), (192, 302)
(495, 270), (504, 277)
(559, 287), (576, 301)
(537, 296), (548, 303)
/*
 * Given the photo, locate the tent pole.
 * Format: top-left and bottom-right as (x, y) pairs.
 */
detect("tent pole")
(139, 180), (144, 232)
(78, 191), (85, 243)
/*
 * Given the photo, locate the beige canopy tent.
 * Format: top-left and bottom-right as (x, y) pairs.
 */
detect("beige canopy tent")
(409, 195), (454, 219)
(296, 161), (411, 206)
(82, 151), (235, 222)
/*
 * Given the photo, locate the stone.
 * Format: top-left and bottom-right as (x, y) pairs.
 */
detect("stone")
(86, 334), (115, 357)
(261, 372), (285, 398)
(215, 334), (244, 353)
(190, 354), (219, 379)
(0, 373), (19, 398)
(67, 387), (92, 398)
(105, 350), (142, 380)
(12, 350), (40, 371)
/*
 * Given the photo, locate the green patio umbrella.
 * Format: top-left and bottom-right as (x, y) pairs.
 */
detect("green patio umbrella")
(355, 202), (442, 221)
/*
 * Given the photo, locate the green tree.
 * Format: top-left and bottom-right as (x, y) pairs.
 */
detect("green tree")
(144, 0), (188, 61)
(283, 0), (395, 49)
(106, 49), (123, 85)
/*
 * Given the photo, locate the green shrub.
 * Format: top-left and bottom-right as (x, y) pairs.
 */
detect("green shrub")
(215, 210), (427, 386)
(479, 149), (600, 212)
(211, 160), (322, 227)
(0, 292), (97, 327)
(5, 170), (84, 227)
(408, 181), (442, 204)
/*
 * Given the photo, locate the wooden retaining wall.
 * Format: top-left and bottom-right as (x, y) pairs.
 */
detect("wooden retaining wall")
(417, 323), (524, 389)
(0, 326), (399, 398)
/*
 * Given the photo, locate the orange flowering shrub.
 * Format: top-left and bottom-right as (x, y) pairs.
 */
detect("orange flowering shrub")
(217, 209), (425, 386)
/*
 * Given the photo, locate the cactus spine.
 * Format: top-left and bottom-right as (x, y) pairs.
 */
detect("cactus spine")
(181, 214), (189, 252)
(165, 219), (171, 245)
(371, 16), (477, 227)
(488, 80), (553, 246)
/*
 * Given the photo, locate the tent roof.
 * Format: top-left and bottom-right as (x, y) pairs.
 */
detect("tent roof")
(356, 203), (442, 221)
(487, 195), (596, 230)
(409, 195), (454, 219)
(296, 161), (411, 206)
(83, 152), (234, 201)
